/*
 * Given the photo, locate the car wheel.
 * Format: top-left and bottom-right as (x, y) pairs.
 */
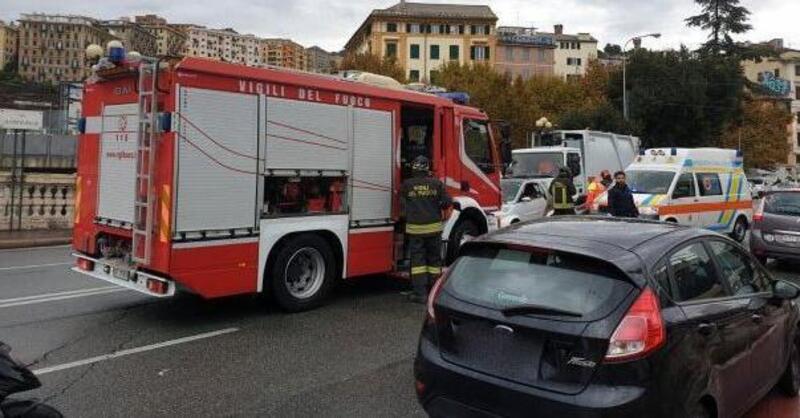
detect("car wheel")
(778, 339), (800, 397)
(665, 218), (678, 223)
(269, 234), (336, 312)
(729, 216), (748, 243)
(446, 218), (480, 264)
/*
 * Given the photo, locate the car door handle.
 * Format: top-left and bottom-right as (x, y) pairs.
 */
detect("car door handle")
(751, 314), (763, 324)
(697, 322), (716, 336)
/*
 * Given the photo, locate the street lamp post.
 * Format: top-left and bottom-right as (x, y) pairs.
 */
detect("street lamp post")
(622, 33), (661, 121)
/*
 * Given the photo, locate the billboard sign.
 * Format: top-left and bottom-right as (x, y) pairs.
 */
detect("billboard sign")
(0, 108), (44, 131)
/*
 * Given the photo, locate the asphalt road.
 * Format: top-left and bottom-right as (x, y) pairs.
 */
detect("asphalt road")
(1, 245), (799, 417)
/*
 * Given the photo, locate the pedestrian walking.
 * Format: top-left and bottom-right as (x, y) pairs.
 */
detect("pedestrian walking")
(548, 167), (576, 215)
(607, 171), (639, 218)
(584, 175), (606, 209)
(400, 156), (452, 304)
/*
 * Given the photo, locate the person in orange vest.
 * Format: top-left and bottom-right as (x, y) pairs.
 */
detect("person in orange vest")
(585, 175), (606, 208)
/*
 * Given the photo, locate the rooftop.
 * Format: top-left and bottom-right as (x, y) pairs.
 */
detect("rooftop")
(372, 2), (497, 20)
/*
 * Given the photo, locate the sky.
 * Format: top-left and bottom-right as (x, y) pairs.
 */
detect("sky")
(2, 0), (799, 53)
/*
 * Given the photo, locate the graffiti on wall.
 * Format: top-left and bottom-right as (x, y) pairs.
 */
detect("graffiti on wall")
(758, 71), (792, 97)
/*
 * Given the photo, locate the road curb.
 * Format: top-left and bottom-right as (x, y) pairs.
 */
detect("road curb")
(0, 237), (72, 250)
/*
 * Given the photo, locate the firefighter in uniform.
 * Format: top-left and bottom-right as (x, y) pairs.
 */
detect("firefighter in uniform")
(549, 167), (577, 215)
(401, 156), (452, 303)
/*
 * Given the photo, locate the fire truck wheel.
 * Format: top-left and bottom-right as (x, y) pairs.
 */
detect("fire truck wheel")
(446, 219), (480, 264)
(269, 234), (336, 312)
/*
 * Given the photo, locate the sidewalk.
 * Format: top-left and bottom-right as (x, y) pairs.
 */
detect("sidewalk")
(0, 229), (72, 249)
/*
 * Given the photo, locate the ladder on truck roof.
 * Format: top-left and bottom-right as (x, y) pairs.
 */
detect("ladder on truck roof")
(132, 60), (160, 265)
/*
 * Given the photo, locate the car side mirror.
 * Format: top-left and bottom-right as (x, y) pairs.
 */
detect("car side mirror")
(520, 196), (532, 203)
(772, 280), (800, 300)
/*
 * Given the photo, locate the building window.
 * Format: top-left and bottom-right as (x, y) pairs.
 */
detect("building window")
(577, 42), (581, 50)
(795, 64), (800, 77)
(796, 132), (800, 147)
(410, 44), (420, 59)
(471, 25), (487, 35)
(386, 23), (397, 33)
(385, 42), (397, 58)
(409, 70), (420, 82)
(775, 68), (781, 78)
(470, 45), (489, 61)
(407, 24), (421, 33)
(458, 25), (465, 35)
(449, 45), (459, 60)
(567, 57), (582, 66)
(504, 46), (513, 62)
(796, 86), (800, 100)
(430, 44), (440, 60)
(430, 24), (440, 34)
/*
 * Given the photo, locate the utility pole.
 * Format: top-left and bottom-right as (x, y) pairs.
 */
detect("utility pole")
(623, 33), (661, 121)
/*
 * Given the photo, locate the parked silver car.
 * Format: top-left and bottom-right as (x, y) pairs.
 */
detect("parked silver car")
(494, 178), (549, 228)
(751, 189), (800, 265)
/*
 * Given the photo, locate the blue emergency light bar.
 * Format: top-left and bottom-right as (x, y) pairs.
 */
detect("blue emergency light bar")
(436, 92), (470, 105)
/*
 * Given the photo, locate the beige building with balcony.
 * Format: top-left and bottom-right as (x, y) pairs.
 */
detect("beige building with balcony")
(185, 26), (261, 67)
(306, 45), (335, 73)
(134, 15), (187, 57)
(0, 21), (18, 70)
(742, 39), (800, 167)
(99, 19), (157, 57)
(548, 24), (598, 80)
(494, 26), (555, 79)
(17, 14), (117, 84)
(344, 2), (497, 83)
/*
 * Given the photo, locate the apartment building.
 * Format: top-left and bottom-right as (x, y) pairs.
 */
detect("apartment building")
(344, 1), (497, 83)
(0, 21), (18, 70)
(494, 26), (555, 79)
(17, 13), (117, 84)
(134, 15), (187, 57)
(99, 19), (157, 57)
(742, 39), (800, 167)
(306, 45), (335, 73)
(185, 26), (261, 67)
(261, 38), (307, 70)
(548, 24), (598, 80)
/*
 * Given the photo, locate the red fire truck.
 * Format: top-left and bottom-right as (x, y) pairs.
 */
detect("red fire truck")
(72, 55), (504, 311)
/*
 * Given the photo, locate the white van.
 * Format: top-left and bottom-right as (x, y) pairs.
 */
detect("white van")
(594, 148), (753, 242)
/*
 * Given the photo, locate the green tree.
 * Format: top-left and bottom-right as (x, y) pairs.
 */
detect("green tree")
(603, 44), (623, 56)
(685, 0), (752, 55)
(339, 52), (407, 83)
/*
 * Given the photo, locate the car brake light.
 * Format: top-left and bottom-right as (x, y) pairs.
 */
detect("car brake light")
(76, 258), (94, 271)
(753, 213), (764, 222)
(426, 269), (450, 322)
(604, 287), (665, 363)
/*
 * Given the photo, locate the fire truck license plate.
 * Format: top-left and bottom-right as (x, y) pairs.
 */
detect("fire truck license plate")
(113, 268), (130, 281)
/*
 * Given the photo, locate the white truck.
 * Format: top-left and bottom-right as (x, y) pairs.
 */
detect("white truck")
(508, 130), (640, 196)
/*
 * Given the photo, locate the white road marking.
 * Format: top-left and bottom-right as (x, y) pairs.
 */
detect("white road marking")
(33, 328), (240, 375)
(0, 286), (128, 308)
(0, 244), (71, 253)
(0, 262), (72, 271)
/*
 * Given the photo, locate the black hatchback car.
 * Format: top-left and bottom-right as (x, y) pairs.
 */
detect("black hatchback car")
(415, 217), (800, 418)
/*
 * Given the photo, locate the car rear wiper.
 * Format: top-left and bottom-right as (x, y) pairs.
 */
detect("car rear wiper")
(501, 304), (583, 317)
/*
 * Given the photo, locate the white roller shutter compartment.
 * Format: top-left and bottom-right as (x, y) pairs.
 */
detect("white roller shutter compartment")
(175, 87), (259, 233)
(97, 103), (139, 224)
(264, 97), (350, 171)
(351, 108), (393, 222)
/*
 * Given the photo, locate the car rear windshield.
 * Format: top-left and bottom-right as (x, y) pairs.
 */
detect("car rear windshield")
(626, 170), (675, 194)
(508, 152), (563, 178)
(444, 245), (634, 320)
(765, 192), (800, 216)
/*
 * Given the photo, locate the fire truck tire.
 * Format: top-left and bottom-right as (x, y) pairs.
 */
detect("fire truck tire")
(269, 234), (336, 312)
(446, 219), (480, 264)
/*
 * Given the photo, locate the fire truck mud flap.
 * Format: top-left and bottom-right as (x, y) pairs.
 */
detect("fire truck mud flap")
(72, 253), (176, 298)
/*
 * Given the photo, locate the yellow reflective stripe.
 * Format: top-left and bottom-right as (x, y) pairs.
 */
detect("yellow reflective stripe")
(427, 266), (441, 274)
(411, 266), (428, 275)
(73, 176), (82, 225)
(159, 185), (171, 243)
(406, 222), (443, 234)
(553, 183), (572, 209)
